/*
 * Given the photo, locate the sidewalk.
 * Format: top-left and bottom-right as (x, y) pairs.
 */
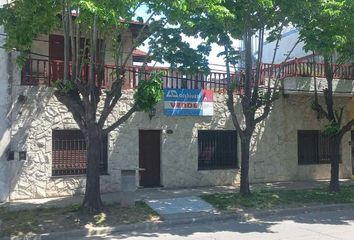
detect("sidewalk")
(3, 203), (354, 240)
(1, 179), (353, 211)
(1, 179), (354, 240)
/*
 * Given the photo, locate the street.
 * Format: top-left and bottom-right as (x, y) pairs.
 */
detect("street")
(84, 208), (354, 240)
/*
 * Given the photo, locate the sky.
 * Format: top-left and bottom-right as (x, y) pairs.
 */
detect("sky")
(134, 4), (241, 72)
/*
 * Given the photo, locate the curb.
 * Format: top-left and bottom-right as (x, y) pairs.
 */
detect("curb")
(3, 203), (354, 240)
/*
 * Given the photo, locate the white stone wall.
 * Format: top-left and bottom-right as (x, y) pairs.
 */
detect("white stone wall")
(6, 62), (353, 200)
(7, 81), (241, 199)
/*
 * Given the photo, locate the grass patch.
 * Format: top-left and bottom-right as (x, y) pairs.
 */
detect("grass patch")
(0, 201), (159, 238)
(201, 185), (354, 211)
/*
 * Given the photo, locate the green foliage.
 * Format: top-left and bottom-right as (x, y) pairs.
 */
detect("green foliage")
(322, 121), (341, 136)
(258, 91), (271, 106)
(201, 185), (354, 211)
(0, 201), (159, 238)
(148, 25), (212, 73)
(0, 0), (60, 63)
(133, 72), (163, 112)
(287, 0), (354, 61)
(52, 80), (77, 94)
(217, 48), (240, 66)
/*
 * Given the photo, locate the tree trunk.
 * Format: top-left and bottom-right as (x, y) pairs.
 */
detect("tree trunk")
(82, 125), (104, 212)
(240, 136), (251, 196)
(330, 136), (341, 192)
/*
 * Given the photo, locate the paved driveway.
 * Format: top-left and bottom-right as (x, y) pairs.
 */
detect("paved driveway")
(84, 208), (354, 240)
(146, 196), (216, 219)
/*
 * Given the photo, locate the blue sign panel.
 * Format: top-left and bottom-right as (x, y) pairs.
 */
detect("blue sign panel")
(164, 88), (213, 116)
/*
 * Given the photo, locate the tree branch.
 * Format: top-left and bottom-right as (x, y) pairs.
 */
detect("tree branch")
(324, 56), (335, 121)
(62, 0), (70, 83)
(98, 75), (125, 128)
(335, 107), (344, 125)
(225, 43), (245, 138)
(312, 101), (329, 119)
(54, 91), (87, 131)
(254, 104), (270, 124)
(226, 89), (245, 139)
(254, 38), (301, 125)
(103, 104), (138, 134)
(339, 118), (354, 139)
(251, 27), (264, 106)
(120, 12), (154, 68)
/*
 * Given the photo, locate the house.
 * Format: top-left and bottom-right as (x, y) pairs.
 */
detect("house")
(1, 19), (354, 202)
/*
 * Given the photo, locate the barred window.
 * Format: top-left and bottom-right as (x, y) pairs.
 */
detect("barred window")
(198, 130), (238, 170)
(52, 130), (108, 176)
(298, 130), (333, 165)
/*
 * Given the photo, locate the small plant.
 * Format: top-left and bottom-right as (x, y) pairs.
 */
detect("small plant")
(52, 80), (77, 93)
(322, 121), (341, 136)
(134, 72), (163, 112)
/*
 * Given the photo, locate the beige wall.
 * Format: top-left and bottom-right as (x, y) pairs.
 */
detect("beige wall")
(249, 95), (352, 182)
(284, 77), (354, 96)
(29, 29), (133, 66)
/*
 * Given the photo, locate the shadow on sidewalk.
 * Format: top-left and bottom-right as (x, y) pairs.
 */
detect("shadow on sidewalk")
(87, 208), (354, 239)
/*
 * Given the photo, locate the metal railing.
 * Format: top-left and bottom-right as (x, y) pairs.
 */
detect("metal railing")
(21, 58), (354, 92)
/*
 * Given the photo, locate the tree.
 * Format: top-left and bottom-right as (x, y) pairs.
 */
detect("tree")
(174, 0), (301, 195)
(288, 0), (354, 191)
(0, 0), (212, 211)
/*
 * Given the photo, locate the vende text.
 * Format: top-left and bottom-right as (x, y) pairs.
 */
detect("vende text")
(170, 102), (198, 108)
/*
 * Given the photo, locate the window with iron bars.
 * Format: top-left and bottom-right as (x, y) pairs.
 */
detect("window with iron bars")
(198, 130), (238, 170)
(298, 130), (340, 165)
(52, 130), (108, 176)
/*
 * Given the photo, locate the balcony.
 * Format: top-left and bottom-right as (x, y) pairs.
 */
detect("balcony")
(280, 60), (354, 95)
(21, 58), (246, 92)
(21, 58), (354, 95)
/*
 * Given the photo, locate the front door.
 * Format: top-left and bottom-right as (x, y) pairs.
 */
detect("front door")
(139, 130), (161, 187)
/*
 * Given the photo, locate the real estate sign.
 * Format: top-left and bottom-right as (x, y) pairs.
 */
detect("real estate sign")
(164, 88), (213, 116)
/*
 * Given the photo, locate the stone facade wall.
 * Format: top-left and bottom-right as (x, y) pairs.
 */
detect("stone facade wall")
(6, 58), (353, 199)
(7, 80), (241, 199)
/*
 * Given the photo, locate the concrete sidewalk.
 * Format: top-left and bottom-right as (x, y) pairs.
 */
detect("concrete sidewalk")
(4, 203), (354, 240)
(1, 179), (353, 211)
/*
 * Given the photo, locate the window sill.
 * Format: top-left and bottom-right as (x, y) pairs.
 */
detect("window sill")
(50, 173), (109, 179)
(298, 163), (342, 165)
(198, 167), (239, 171)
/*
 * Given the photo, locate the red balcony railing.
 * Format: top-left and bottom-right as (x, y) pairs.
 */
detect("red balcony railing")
(21, 58), (354, 92)
(21, 58), (247, 92)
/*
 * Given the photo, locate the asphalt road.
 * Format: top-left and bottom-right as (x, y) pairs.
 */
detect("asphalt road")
(83, 208), (354, 240)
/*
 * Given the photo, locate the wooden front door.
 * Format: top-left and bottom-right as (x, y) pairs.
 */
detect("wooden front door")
(139, 130), (161, 187)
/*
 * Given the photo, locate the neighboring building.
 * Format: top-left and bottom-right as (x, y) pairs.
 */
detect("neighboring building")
(263, 27), (308, 64)
(1, 20), (354, 201)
